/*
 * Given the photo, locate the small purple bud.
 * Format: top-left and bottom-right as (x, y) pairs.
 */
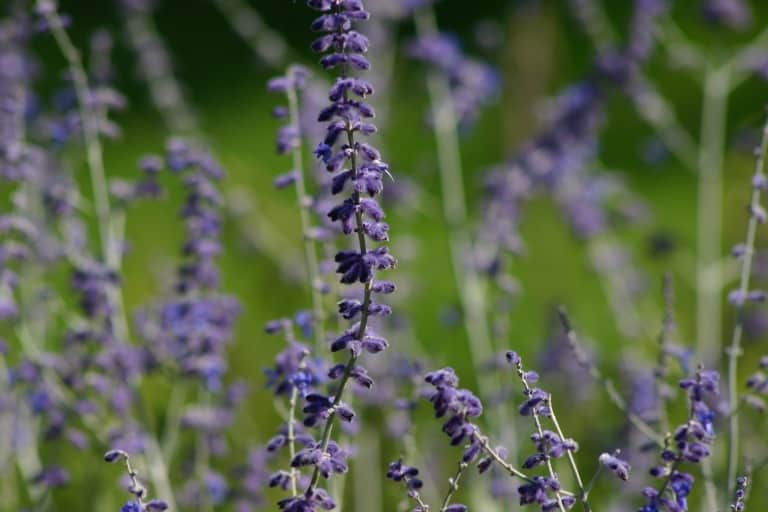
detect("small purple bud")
(505, 351), (520, 365)
(104, 449), (128, 463)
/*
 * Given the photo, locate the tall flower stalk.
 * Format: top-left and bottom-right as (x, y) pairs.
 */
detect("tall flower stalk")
(411, 6), (495, 401)
(269, 66), (327, 350)
(35, 1), (113, 265)
(725, 113), (768, 496)
(278, 1), (396, 509)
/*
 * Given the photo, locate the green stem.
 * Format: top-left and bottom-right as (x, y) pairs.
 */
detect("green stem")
(285, 74), (326, 351)
(548, 397), (589, 512)
(471, 432), (576, 497)
(287, 380), (300, 496)
(39, 3), (113, 266)
(582, 465), (604, 498)
(439, 462), (467, 512)
(558, 308), (666, 447)
(413, 9), (494, 381)
(696, 64), (730, 366)
(413, 8), (516, 469)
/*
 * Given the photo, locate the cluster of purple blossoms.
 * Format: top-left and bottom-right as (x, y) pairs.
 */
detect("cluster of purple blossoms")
(134, 139), (240, 391)
(700, 0), (752, 30)
(0, 5), (168, 493)
(425, 367), (482, 454)
(505, 352), (578, 511)
(386, 459), (427, 508)
(396, 346), (635, 512)
(269, 66), (310, 163)
(730, 475), (749, 512)
(5, 0), (768, 510)
(640, 368), (719, 512)
(596, 0), (669, 93)
(129, 140), (242, 507)
(744, 355), (768, 411)
(599, 451), (632, 481)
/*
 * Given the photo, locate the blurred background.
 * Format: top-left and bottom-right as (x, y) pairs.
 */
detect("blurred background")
(8, 0), (768, 510)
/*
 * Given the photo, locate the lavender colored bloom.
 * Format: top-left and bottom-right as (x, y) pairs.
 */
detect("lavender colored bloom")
(264, 341), (322, 397)
(641, 368), (718, 511)
(278, 488), (335, 511)
(386, 459), (424, 491)
(407, 32), (500, 129)
(121, 502), (142, 512)
(701, 0), (752, 30)
(517, 476), (576, 511)
(105, 449), (168, 511)
(32, 466), (70, 488)
(523, 430), (578, 469)
(730, 475), (748, 511)
(598, 451), (631, 481)
(265, 1), (397, 508)
(269, 66), (310, 156)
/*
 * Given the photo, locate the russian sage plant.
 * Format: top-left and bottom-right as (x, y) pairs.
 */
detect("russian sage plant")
(3, 1), (768, 511)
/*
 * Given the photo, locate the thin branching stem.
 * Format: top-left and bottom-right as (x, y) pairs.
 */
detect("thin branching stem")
(557, 307), (666, 447)
(581, 465), (604, 499)
(515, 363), (566, 512)
(439, 461), (467, 512)
(124, 455), (144, 507)
(548, 396), (589, 512)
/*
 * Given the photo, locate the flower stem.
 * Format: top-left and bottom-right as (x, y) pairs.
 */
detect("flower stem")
(696, 64), (730, 365)
(286, 75), (326, 351)
(548, 396), (589, 512)
(726, 113), (768, 497)
(439, 461), (467, 512)
(557, 307), (665, 447)
(39, 3), (112, 265)
(288, 384), (300, 496)
(413, 8), (495, 389)
(472, 432), (577, 497)
(517, 369), (566, 512)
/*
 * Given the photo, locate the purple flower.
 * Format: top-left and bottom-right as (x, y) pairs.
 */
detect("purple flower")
(518, 476), (574, 510)
(407, 33), (500, 128)
(278, 488), (335, 511)
(120, 502), (141, 512)
(32, 466), (70, 488)
(292, 440), (348, 479)
(641, 368), (718, 510)
(701, 0), (752, 30)
(598, 451), (631, 481)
